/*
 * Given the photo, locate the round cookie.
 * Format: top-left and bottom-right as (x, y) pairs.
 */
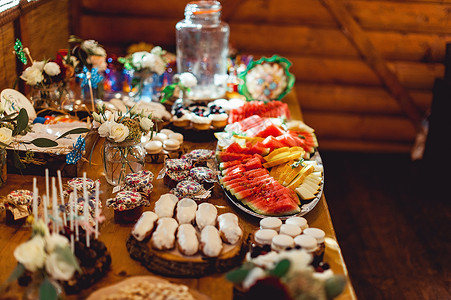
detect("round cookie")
(145, 140), (163, 154)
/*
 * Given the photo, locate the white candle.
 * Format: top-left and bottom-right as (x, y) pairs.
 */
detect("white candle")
(57, 170), (66, 226)
(70, 233), (75, 253)
(85, 196), (90, 248)
(45, 169), (49, 207)
(32, 177), (38, 220)
(74, 183), (79, 241)
(69, 193), (74, 232)
(52, 177), (57, 233)
(43, 195), (48, 225)
(95, 180), (99, 239)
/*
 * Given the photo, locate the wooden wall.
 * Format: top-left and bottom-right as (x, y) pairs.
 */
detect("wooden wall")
(0, 0), (70, 93)
(73, 0), (451, 153)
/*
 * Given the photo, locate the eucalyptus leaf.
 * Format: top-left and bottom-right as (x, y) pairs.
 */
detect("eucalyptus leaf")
(39, 278), (58, 300)
(0, 112), (19, 122)
(269, 259), (291, 278)
(13, 151), (26, 170)
(5, 263), (25, 284)
(325, 275), (346, 299)
(12, 109), (28, 136)
(54, 245), (82, 272)
(225, 268), (251, 283)
(29, 138), (58, 148)
(56, 127), (90, 140)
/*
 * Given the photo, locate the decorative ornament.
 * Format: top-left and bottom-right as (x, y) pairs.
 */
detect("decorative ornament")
(13, 39), (27, 64)
(238, 55), (295, 101)
(66, 135), (86, 164)
(78, 66), (104, 88)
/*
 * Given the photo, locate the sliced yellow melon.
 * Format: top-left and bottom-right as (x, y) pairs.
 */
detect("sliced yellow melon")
(263, 147), (291, 162)
(295, 186), (316, 201)
(262, 151), (303, 168)
(287, 164), (315, 190)
(282, 162), (307, 186)
(300, 181), (320, 194)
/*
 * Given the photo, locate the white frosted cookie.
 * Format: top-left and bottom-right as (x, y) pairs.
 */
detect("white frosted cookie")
(154, 193), (179, 218)
(132, 211), (159, 242)
(195, 202), (217, 230)
(163, 139), (180, 151)
(254, 229), (278, 246)
(260, 217), (282, 232)
(145, 140), (163, 154)
(168, 132), (184, 143)
(279, 223), (302, 238)
(151, 217), (178, 250)
(200, 225), (223, 257)
(177, 223), (199, 256)
(285, 216), (309, 231)
(271, 234), (295, 252)
(175, 198), (197, 224)
(152, 132), (168, 142)
(217, 213), (242, 245)
(160, 129), (174, 136)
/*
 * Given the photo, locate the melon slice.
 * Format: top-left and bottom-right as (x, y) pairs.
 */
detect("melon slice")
(295, 186), (316, 201)
(286, 164), (315, 190)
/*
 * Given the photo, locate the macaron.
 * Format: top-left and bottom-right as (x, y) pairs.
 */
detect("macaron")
(294, 234), (318, 252)
(271, 234), (295, 252)
(168, 132), (184, 143)
(254, 229), (278, 246)
(145, 140), (163, 154)
(260, 217), (282, 232)
(303, 228), (325, 244)
(152, 132), (168, 142)
(163, 139), (180, 151)
(160, 129), (174, 136)
(279, 223), (302, 238)
(285, 216), (309, 231)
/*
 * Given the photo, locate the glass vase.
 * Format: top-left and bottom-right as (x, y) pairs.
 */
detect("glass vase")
(30, 83), (65, 110)
(129, 70), (157, 102)
(22, 273), (64, 300)
(103, 139), (145, 186)
(0, 148), (6, 188)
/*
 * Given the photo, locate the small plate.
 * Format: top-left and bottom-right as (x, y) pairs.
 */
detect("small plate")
(219, 151), (324, 220)
(1, 88), (36, 119)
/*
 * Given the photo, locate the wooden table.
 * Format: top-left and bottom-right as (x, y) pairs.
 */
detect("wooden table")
(0, 93), (357, 300)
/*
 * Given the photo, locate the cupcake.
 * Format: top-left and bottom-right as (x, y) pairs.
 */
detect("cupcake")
(208, 104), (229, 128)
(190, 114), (211, 130)
(171, 105), (191, 128)
(163, 139), (181, 151)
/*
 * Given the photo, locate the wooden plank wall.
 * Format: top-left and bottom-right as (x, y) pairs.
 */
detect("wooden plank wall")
(0, 0), (70, 93)
(61, 1), (451, 151)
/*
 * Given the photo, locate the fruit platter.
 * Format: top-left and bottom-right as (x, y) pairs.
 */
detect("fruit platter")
(215, 115), (323, 219)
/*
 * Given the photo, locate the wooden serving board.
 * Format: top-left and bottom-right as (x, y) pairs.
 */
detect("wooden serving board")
(126, 233), (249, 278)
(86, 275), (210, 300)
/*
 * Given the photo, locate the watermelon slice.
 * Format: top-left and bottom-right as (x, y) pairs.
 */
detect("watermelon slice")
(255, 124), (285, 138)
(217, 152), (254, 162)
(262, 136), (286, 152)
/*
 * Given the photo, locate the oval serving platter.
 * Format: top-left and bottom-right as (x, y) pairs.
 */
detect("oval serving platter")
(218, 151), (324, 220)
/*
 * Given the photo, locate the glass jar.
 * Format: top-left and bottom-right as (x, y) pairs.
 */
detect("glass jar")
(30, 83), (65, 109)
(129, 70), (156, 102)
(103, 139), (145, 186)
(176, 0), (230, 101)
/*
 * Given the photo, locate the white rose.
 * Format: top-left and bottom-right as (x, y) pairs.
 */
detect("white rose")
(132, 52), (149, 70)
(92, 112), (101, 122)
(104, 110), (113, 122)
(98, 121), (113, 137)
(81, 40), (106, 57)
(45, 233), (69, 253)
(140, 117), (154, 131)
(43, 62), (61, 76)
(92, 120), (101, 129)
(14, 236), (46, 272)
(20, 66), (43, 86)
(179, 72), (197, 88)
(141, 53), (156, 70)
(0, 127), (13, 145)
(32, 61), (45, 71)
(152, 56), (167, 75)
(150, 46), (164, 56)
(109, 123), (129, 142)
(45, 252), (76, 281)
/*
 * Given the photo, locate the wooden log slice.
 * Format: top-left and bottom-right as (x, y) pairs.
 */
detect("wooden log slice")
(126, 233), (249, 278)
(86, 275), (210, 300)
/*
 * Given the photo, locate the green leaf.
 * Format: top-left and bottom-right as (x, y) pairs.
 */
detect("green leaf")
(6, 263), (25, 284)
(160, 84), (176, 103)
(13, 108), (28, 136)
(54, 246), (81, 272)
(29, 138), (58, 147)
(13, 151), (26, 170)
(39, 278), (58, 300)
(225, 268), (251, 283)
(269, 259), (291, 278)
(56, 127), (90, 140)
(325, 275), (346, 299)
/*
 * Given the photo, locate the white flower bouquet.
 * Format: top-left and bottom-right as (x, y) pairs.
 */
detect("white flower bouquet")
(160, 72), (197, 103)
(2, 219), (80, 299)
